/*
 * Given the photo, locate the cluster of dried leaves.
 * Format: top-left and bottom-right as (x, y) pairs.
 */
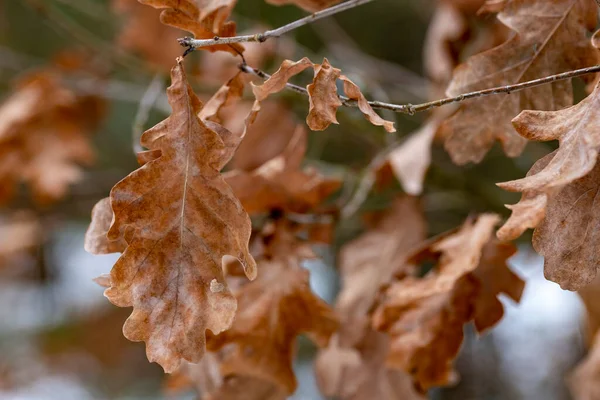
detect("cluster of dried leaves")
(5, 0), (600, 397)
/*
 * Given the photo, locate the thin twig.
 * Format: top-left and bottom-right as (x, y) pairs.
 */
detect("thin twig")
(179, 0), (375, 50)
(132, 74), (164, 153)
(241, 63), (600, 115)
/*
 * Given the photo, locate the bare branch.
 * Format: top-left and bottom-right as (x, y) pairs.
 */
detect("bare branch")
(241, 63), (600, 116)
(179, 0), (375, 50)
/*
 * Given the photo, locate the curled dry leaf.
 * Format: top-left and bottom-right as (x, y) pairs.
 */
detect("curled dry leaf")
(251, 58), (313, 103)
(372, 214), (524, 391)
(86, 61), (256, 373)
(265, 0), (340, 12)
(139, 0), (243, 54)
(315, 197), (426, 399)
(498, 81), (600, 290)
(252, 58), (394, 132)
(199, 72), (247, 123)
(340, 75), (395, 133)
(376, 120), (437, 196)
(0, 71), (101, 204)
(439, 0), (598, 164)
(84, 197), (128, 255)
(306, 58), (342, 131)
(225, 127), (341, 214)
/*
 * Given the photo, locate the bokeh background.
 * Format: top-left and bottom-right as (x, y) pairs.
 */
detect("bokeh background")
(0, 0), (593, 399)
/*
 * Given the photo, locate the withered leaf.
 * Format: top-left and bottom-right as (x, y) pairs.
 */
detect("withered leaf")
(316, 331), (425, 400)
(315, 197), (426, 400)
(225, 126), (341, 214)
(199, 72), (246, 123)
(377, 121), (437, 196)
(207, 223), (338, 395)
(372, 214), (524, 391)
(0, 71), (100, 204)
(139, 0), (243, 54)
(251, 58), (313, 102)
(85, 197), (128, 255)
(439, 0), (598, 164)
(340, 75), (395, 133)
(497, 81), (600, 290)
(94, 61), (256, 373)
(306, 58), (342, 131)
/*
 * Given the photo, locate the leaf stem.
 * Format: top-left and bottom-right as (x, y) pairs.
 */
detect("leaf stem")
(179, 0), (375, 50)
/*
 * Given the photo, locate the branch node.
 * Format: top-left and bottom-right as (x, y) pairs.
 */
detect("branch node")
(255, 33), (266, 43)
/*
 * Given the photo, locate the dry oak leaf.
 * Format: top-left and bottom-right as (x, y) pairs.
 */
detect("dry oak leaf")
(252, 58), (394, 132)
(306, 58), (342, 131)
(265, 0), (340, 12)
(316, 331), (425, 400)
(340, 75), (395, 133)
(225, 126), (341, 214)
(139, 0), (243, 54)
(90, 61), (256, 373)
(199, 71), (247, 123)
(167, 355), (288, 400)
(207, 251), (338, 394)
(316, 197), (426, 400)
(0, 72), (100, 204)
(376, 121), (437, 196)
(335, 197), (427, 346)
(113, 0), (182, 71)
(372, 214), (524, 392)
(569, 330), (600, 400)
(439, 0), (598, 164)
(497, 81), (600, 289)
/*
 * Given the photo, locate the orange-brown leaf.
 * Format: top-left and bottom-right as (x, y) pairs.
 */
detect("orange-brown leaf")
(251, 58), (313, 102)
(340, 75), (395, 133)
(95, 61), (256, 373)
(0, 72), (100, 204)
(139, 0), (243, 54)
(225, 127), (341, 214)
(207, 224), (338, 394)
(316, 197), (426, 400)
(306, 58), (342, 131)
(377, 121), (437, 196)
(439, 0), (598, 164)
(372, 214), (524, 391)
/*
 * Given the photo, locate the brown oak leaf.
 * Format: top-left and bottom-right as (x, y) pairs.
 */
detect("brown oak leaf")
(139, 0), (243, 54)
(497, 80), (600, 290)
(253, 58), (394, 132)
(376, 121), (437, 196)
(0, 72), (101, 204)
(88, 60), (256, 373)
(201, 221), (338, 396)
(372, 214), (524, 391)
(439, 0), (598, 164)
(340, 75), (395, 133)
(315, 197), (426, 400)
(199, 71), (247, 123)
(307, 58), (342, 131)
(224, 126), (341, 214)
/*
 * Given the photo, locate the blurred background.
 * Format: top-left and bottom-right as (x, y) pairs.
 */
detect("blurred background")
(0, 0), (595, 399)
